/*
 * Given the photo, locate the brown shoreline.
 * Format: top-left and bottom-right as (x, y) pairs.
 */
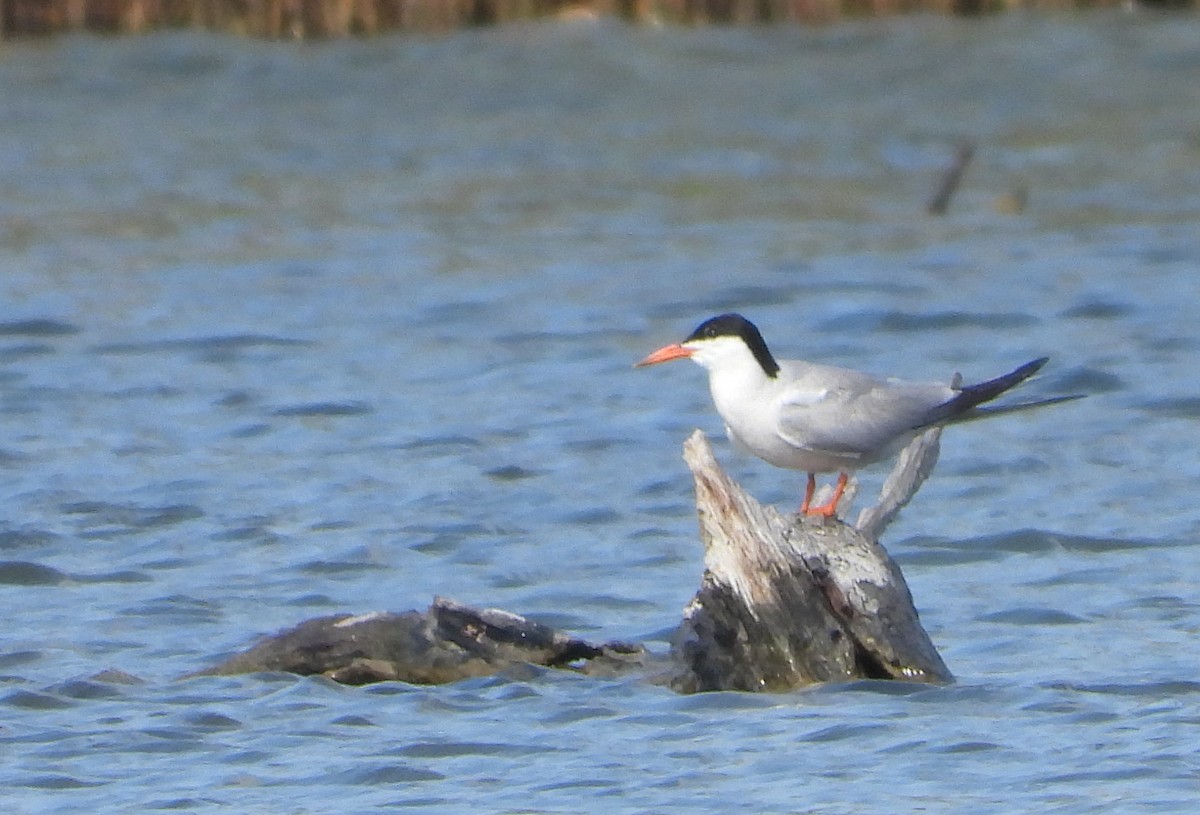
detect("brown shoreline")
(1, 0), (1189, 40)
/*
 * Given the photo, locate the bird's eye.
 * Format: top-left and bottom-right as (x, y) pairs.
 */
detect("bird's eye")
(704, 326), (717, 338)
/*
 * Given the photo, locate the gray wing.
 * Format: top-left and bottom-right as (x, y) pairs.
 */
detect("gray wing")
(774, 362), (956, 461)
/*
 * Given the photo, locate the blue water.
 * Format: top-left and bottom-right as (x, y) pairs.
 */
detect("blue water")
(3, 11), (1200, 813)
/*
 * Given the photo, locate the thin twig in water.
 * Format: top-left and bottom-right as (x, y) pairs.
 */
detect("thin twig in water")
(927, 141), (976, 215)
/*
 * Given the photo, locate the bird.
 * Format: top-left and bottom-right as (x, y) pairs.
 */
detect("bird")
(635, 312), (1081, 519)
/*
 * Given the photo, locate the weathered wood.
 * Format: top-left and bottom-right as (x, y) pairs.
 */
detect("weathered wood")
(853, 424), (944, 542)
(194, 597), (645, 684)
(669, 430), (951, 693)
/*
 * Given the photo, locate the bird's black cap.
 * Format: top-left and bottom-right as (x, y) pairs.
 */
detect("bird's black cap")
(684, 313), (780, 377)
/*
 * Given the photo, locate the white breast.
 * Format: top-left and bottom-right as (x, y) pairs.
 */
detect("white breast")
(705, 357), (862, 474)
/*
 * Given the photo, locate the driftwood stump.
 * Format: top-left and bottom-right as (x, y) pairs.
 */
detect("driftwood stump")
(669, 430), (951, 693)
(197, 429), (950, 692)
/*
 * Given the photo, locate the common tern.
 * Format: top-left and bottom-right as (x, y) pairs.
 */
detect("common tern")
(636, 313), (1080, 519)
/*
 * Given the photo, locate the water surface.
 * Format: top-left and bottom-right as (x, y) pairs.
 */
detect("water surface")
(2, 12), (1200, 813)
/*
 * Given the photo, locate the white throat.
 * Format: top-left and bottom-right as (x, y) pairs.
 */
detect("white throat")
(685, 335), (777, 421)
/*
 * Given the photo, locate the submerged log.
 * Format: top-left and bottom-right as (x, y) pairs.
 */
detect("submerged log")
(195, 597), (646, 684)
(669, 430), (951, 693)
(197, 428), (950, 692)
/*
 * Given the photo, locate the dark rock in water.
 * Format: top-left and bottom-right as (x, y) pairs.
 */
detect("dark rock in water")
(195, 599), (645, 685)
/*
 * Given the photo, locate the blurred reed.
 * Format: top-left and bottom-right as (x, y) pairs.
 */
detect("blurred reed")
(0, 0), (1187, 38)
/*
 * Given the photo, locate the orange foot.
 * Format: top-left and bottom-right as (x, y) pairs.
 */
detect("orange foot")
(801, 472), (848, 519)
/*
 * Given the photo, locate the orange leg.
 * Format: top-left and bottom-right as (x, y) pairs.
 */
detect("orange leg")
(804, 473), (849, 519)
(799, 473), (817, 515)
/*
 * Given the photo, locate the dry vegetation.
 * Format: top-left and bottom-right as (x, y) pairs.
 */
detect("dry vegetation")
(1, 0), (1181, 38)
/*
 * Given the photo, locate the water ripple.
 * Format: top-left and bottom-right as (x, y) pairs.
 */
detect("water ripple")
(1139, 397), (1200, 419)
(60, 501), (205, 532)
(121, 594), (223, 625)
(1052, 366), (1125, 394)
(0, 343), (56, 361)
(271, 401), (373, 417)
(93, 334), (311, 356)
(0, 318), (79, 337)
(1046, 680), (1200, 697)
(18, 775), (105, 790)
(0, 560), (68, 586)
(327, 763), (446, 784)
(818, 309), (1039, 334)
(976, 608), (1088, 625)
(2, 689), (75, 711)
(484, 464), (543, 482)
(48, 679), (129, 701)
(898, 530), (1169, 567)
(395, 740), (561, 758)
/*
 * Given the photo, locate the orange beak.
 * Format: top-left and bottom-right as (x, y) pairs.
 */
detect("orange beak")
(635, 343), (695, 367)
